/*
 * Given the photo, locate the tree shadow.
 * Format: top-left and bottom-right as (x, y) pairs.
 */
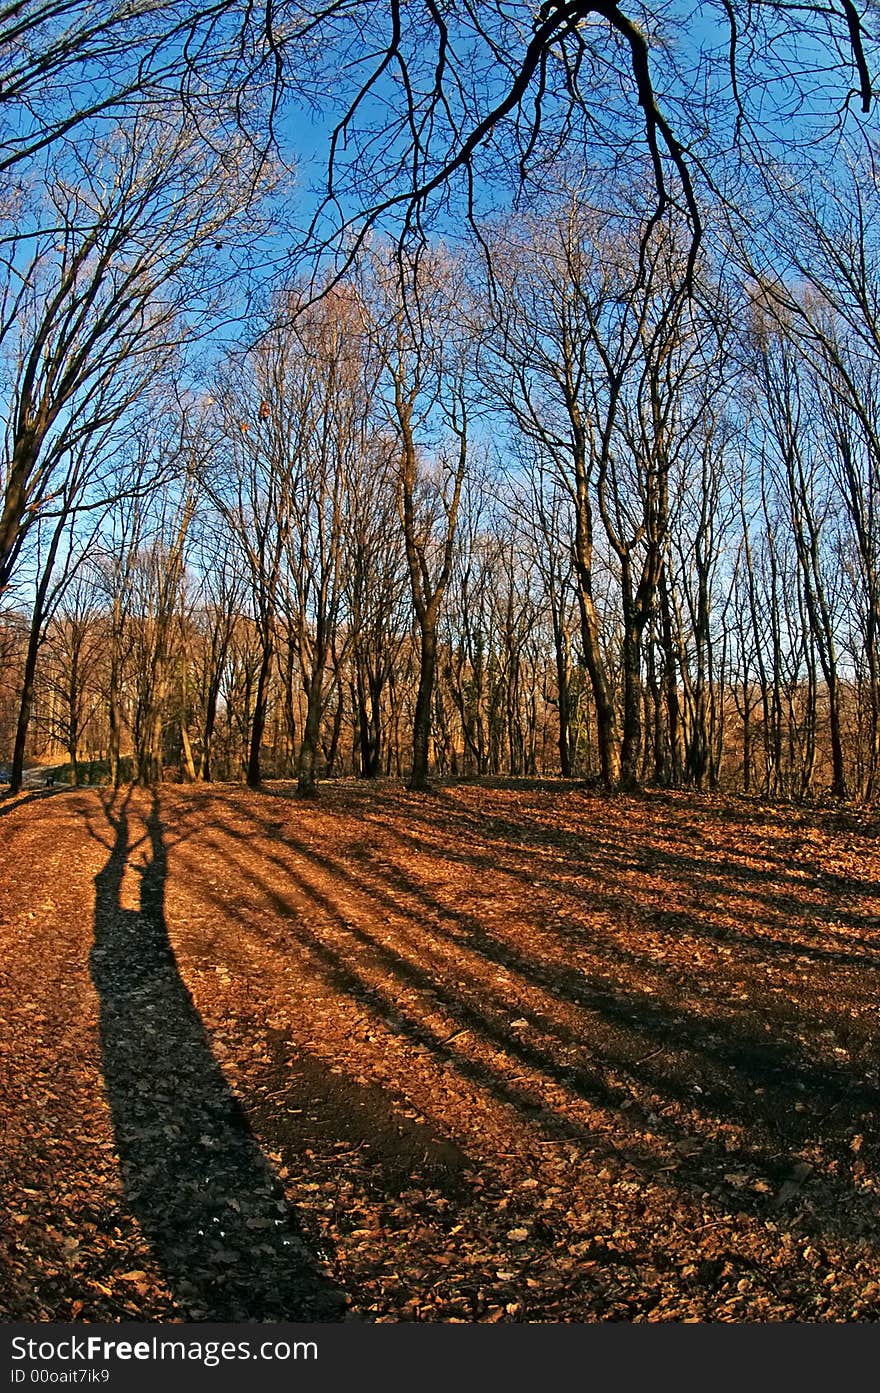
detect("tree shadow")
(88, 789), (346, 1321)
(377, 789), (880, 965)
(228, 785), (879, 1250)
(0, 787), (71, 816)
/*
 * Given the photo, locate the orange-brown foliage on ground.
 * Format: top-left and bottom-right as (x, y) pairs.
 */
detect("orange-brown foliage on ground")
(0, 781), (878, 1321)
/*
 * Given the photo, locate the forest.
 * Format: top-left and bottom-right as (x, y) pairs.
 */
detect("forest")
(0, 4), (878, 803)
(1, 0), (880, 1331)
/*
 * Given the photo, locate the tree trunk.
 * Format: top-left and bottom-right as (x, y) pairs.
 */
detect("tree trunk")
(10, 622), (40, 794)
(297, 665), (325, 798)
(323, 685), (343, 778)
(200, 678), (221, 782)
(108, 682), (122, 787)
(355, 663), (384, 778)
(10, 512), (66, 792)
(828, 674), (846, 800)
(619, 614), (644, 791)
(181, 724), (197, 782)
(577, 590), (619, 789)
(742, 683), (752, 795)
(247, 636), (273, 788)
(409, 625), (437, 791)
(555, 625), (572, 778)
(67, 651), (80, 788)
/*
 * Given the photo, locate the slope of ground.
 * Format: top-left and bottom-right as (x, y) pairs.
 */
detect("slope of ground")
(0, 780), (878, 1322)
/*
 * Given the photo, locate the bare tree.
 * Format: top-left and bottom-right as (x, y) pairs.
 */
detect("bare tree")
(345, 441), (409, 779)
(516, 462), (581, 778)
(274, 289), (368, 797)
(187, 513), (248, 782)
(38, 569), (105, 785)
(731, 163), (880, 797)
(0, 108), (263, 602)
(288, 1), (873, 282)
(368, 248), (474, 790)
(207, 356), (291, 789)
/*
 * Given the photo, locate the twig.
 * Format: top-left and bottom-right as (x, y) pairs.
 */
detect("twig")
(443, 1028), (471, 1045)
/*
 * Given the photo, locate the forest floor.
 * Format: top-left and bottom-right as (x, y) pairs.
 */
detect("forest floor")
(1, 779), (879, 1323)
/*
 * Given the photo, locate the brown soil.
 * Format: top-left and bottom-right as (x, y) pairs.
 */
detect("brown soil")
(1, 780), (879, 1322)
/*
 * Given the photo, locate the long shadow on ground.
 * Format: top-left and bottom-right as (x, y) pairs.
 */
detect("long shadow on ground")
(232, 784), (879, 1251)
(88, 789), (345, 1321)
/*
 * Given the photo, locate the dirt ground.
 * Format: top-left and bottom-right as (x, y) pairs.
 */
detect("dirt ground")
(1, 779), (879, 1322)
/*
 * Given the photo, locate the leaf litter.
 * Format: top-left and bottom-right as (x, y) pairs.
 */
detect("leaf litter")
(0, 781), (878, 1321)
